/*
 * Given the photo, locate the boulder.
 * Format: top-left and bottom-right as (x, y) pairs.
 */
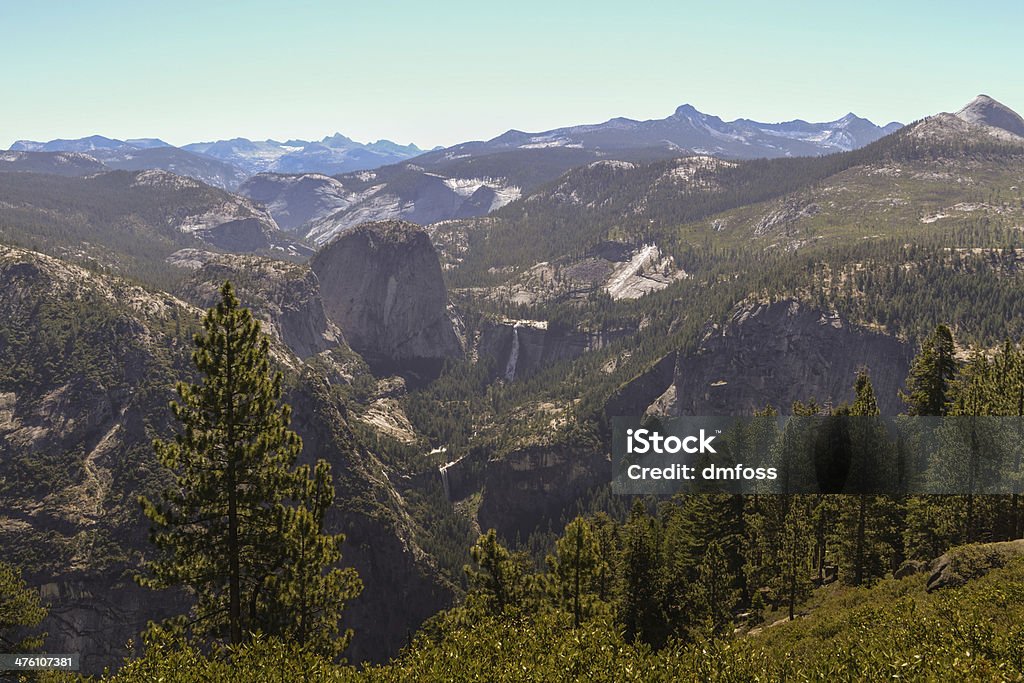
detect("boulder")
(894, 559), (929, 579)
(926, 540), (1024, 592)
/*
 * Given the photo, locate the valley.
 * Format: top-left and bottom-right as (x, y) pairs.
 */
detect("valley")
(2, 93), (1024, 677)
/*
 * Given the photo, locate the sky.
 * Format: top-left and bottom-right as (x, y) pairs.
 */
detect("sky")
(2, 1), (1022, 150)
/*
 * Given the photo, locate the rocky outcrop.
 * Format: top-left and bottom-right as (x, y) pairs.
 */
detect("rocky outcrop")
(304, 174), (521, 246)
(477, 446), (609, 540)
(33, 578), (184, 675)
(926, 540), (1024, 592)
(194, 217), (273, 252)
(312, 221), (462, 374)
(894, 560), (929, 579)
(663, 299), (912, 415)
(954, 94), (1024, 139)
(121, 171), (309, 258)
(173, 249), (343, 359)
(603, 352), (677, 422)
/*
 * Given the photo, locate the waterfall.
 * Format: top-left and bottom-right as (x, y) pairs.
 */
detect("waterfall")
(504, 325), (520, 382)
(439, 462), (451, 501)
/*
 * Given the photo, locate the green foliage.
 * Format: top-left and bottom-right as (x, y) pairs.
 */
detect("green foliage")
(690, 540), (739, 638)
(618, 501), (666, 646)
(137, 282), (360, 653)
(97, 558), (1024, 682)
(259, 460), (363, 659)
(544, 516), (611, 627)
(901, 324), (956, 416)
(91, 629), (361, 683)
(463, 529), (535, 617)
(0, 561), (47, 653)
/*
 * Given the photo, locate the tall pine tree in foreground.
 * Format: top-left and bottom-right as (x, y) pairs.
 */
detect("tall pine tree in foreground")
(138, 282), (360, 655)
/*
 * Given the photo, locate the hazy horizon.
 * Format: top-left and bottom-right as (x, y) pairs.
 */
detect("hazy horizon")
(2, 0), (1021, 150)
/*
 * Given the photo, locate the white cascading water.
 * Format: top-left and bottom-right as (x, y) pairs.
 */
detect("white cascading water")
(439, 462), (450, 500)
(504, 325), (520, 381)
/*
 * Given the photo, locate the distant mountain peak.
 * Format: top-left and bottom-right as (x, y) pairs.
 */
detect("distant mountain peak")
(124, 138), (170, 149)
(10, 135), (128, 153)
(322, 132), (356, 147)
(954, 94), (1024, 138)
(673, 104), (701, 117)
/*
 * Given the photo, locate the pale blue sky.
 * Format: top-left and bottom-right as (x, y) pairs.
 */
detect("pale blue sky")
(2, 1), (1021, 149)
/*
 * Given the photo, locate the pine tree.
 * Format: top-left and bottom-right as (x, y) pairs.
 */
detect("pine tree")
(464, 529), (531, 617)
(901, 324), (957, 416)
(942, 350), (1022, 543)
(260, 460), (362, 658)
(851, 370), (880, 417)
(138, 282), (360, 651)
(690, 540), (738, 638)
(778, 497), (814, 621)
(833, 371), (903, 585)
(618, 500), (665, 646)
(545, 516), (606, 627)
(901, 326), (963, 560)
(0, 561), (47, 653)
(849, 371), (878, 585)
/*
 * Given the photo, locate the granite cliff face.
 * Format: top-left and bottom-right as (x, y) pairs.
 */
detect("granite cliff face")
(0, 246), (451, 673)
(656, 299), (912, 416)
(171, 249), (343, 359)
(312, 221), (462, 374)
(477, 319), (632, 382)
(603, 352), (678, 421)
(464, 298), (911, 552)
(476, 446), (609, 540)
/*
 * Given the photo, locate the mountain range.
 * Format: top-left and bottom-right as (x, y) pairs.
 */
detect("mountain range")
(5, 97), (1022, 250)
(181, 134), (426, 175)
(231, 105), (905, 244)
(8, 134), (426, 189)
(7, 103), (900, 193)
(417, 105), (902, 163)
